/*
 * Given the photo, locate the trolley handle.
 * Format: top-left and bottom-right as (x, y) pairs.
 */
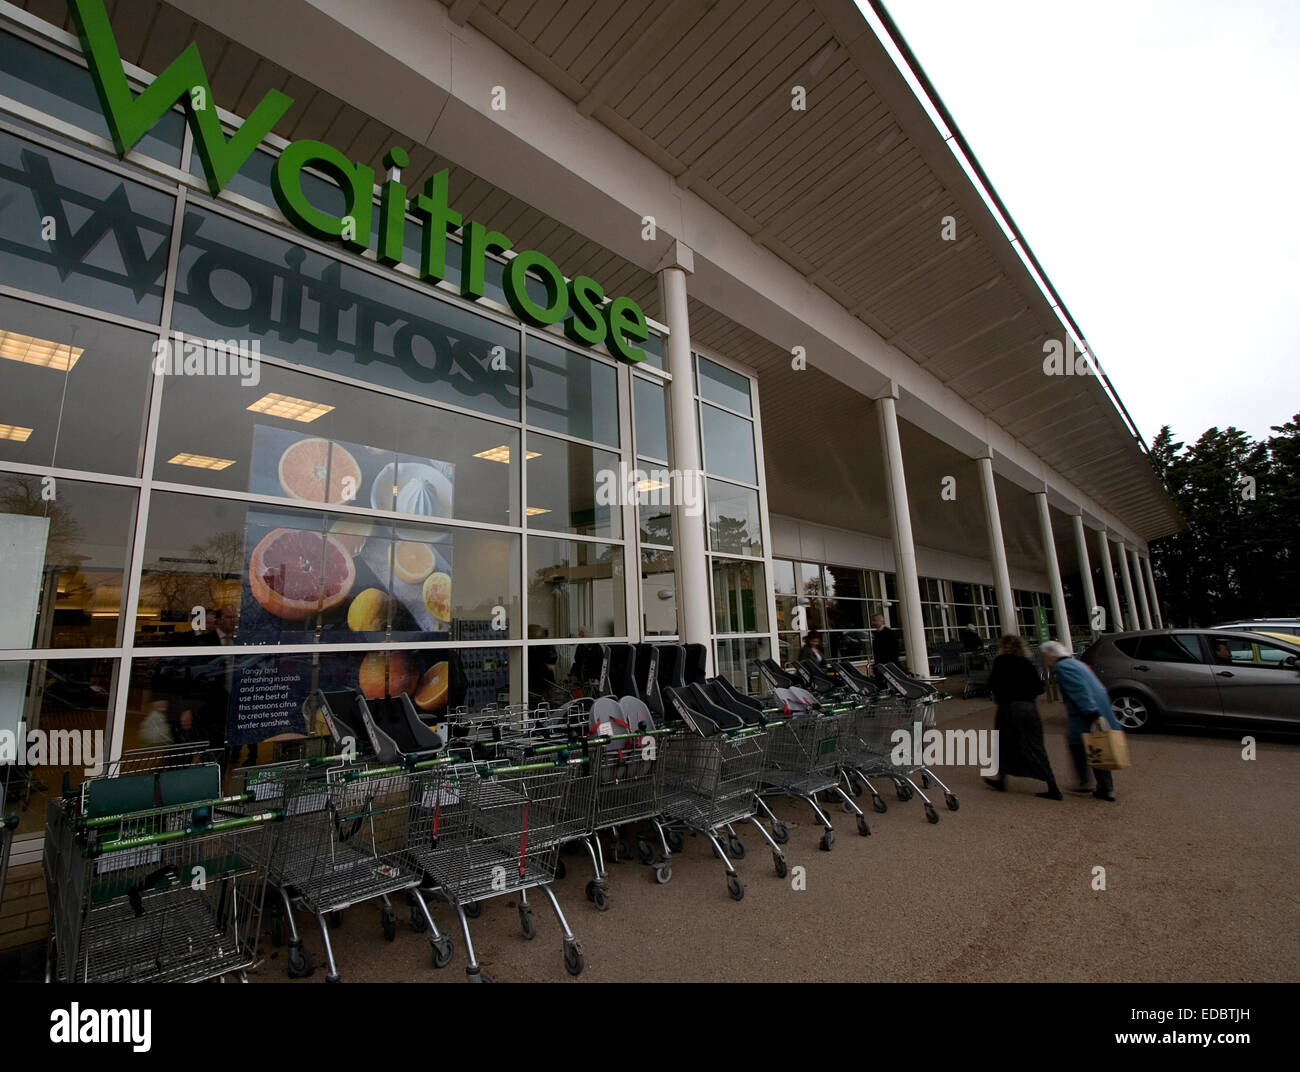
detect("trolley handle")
(79, 791), (256, 831)
(88, 808), (284, 856)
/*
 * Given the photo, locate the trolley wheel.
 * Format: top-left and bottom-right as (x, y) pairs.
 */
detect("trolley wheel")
(857, 815), (871, 837)
(464, 901), (483, 919)
(614, 838), (632, 862)
(773, 852), (788, 879)
(848, 776), (864, 798)
(554, 858), (567, 881)
(636, 836), (654, 864)
(286, 946), (314, 979)
(925, 803), (940, 824)
(921, 772), (933, 789)
(726, 873), (745, 902)
(328, 910), (344, 929)
(269, 904), (285, 948)
(665, 828), (684, 854)
(431, 935), (453, 969)
(819, 830), (834, 852)
(409, 902), (428, 934)
(872, 795), (888, 814)
(945, 792), (960, 812)
(564, 940), (585, 977)
(727, 834), (746, 859)
(519, 905), (535, 940)
(896, 781), (914, 802)
(468, 967), (492, 984)
(770, 820), (789, 846)
(381, 906), (397, 942)
(326, 973), (341, 984)
(585, 879), (610, 912)
(654, 862), (672, 885)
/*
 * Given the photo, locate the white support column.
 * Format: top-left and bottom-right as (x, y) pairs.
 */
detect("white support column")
(976, 452), (1017, 636)
(1142, 555), (1164, 628)
(875, 387), (929, 677)
(1034, 489), (1071, 646)
(1071, 510), (1098, 634)
(1116, 540), (1141, 630)
(658, 241), (713, 674)
(1130, 547), (1153, 629)
(1096, 529), (1122, 633)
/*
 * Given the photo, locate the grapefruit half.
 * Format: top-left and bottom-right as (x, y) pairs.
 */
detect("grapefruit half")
(248, 528), (356, 620)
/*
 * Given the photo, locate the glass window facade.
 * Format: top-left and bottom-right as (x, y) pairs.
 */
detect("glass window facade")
(0, 32), (701, 841)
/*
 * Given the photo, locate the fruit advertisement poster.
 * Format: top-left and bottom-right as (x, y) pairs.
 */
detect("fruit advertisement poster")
(230, 426), (461, 735)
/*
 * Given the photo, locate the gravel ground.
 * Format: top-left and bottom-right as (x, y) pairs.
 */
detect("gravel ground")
(250, 699), (1300, 983)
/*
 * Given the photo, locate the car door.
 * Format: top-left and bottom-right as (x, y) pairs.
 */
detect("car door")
(1129, 633), (1223, 721)
(1210, 634), (1300, 726)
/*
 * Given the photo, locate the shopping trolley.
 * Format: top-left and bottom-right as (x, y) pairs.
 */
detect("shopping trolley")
(43, 761), (279, 983)
(236, 759), (450, 982)
(753, 705), (871, 851)
(410, 755), (591, 981)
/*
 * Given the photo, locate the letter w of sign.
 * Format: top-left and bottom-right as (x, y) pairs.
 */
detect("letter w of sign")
(69, 0), (292, 195)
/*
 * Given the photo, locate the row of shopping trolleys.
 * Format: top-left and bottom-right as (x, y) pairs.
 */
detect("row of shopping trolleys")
(40, 655), (956, 985)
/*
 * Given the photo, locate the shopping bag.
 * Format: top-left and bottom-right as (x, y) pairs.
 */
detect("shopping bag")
(1083, 718), (1130, 770)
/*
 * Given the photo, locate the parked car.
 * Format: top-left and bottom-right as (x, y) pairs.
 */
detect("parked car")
(1211, 618), (1300, 646)
(1079, 629), (1300, 732)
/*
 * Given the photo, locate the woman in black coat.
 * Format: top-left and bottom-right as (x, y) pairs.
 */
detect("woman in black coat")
(985, 634), (1061, 799)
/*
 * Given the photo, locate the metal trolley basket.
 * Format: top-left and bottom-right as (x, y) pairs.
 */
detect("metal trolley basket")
(842, 692), (958, 824)
(235, 760), (449, 982)
(409, 755), (591, 981)
(43, 763), (279, 984)
(754, 709), (871, 851)
(652, 727), (778, 901)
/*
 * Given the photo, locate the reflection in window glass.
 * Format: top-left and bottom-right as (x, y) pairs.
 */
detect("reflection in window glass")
(172, 208), (521, 420)
(525, 433), (621, 539)
(154, 358), (518, 525)
(707, 479), (762, 556)
(136, 491), (519, 645)
(0, 32), (184, 164)
(796, 562), (824, 597)
(527, 537), (625, 639)
(771, 559), (796, 596)
(2, 657), (115, 839)
(0, 131), (174, 320)
(0, 473), (137, 649)
(525, 337), (618, 447)
(641, 547), (677, 637)
(699, 402), (757, 485)
(697, 354), (752, 415)
(633, 376), (668, 461)
(638, 490), (673, 547)
(639, 333), (664, 370)
(0, 296), (153, 476)
(712, 559), (768, 635)
(714, 636), (769, 695)
(824, 566), (865, 600)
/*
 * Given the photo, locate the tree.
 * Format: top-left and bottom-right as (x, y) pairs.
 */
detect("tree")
(1148, 414), (1299, 625)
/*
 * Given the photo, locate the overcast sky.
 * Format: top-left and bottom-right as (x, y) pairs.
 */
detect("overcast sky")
(863, 0), (1300, 446)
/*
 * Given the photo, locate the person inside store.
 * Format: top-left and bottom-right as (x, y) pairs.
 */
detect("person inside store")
(870, 614), (899, 684)
(798, 632), (825, 663)
(527, 624), (560, 703)
(959, 623), (984, 653)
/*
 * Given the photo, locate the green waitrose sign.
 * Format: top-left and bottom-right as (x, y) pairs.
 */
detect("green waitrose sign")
(68, 0), (650, 363)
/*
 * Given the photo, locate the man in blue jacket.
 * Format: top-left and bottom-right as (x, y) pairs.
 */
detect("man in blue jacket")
(1040, 641), (1123, 802)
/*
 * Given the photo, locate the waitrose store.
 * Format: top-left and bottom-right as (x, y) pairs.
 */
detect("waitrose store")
(0, 0), (1178, 868)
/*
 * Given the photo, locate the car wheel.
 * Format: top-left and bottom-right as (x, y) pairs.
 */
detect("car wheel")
(1111, 691), (1156, 732)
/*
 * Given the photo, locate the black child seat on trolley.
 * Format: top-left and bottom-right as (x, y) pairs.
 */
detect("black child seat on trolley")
(659, 644), (686, 689)
(664, 684), (743, 737)
(834, 660), (880, 697)
(757, 658), (800, 691)
(641, 644), (667, 722)
(705, 677), (764, 726)
(362, 694), (445, 760)
(633, 643), (655, 699)
(796, 659), (840, 696)
(606, 643), (638, 699)
(879, 662), (937, 701)
(683, 643), (709, 685)
(314, 689), (380, 757)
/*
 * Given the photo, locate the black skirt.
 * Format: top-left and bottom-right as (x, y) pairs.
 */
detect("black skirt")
(994, 699), (1055, 782)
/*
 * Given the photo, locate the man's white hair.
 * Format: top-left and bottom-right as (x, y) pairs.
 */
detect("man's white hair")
(1040, 640), (1070, 659)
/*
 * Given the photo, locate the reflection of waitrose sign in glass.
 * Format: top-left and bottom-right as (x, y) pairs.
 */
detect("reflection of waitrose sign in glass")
(68, 0), (650, 363)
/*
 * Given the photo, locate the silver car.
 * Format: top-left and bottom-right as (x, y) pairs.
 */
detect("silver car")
(1080, 629), (1300, 731)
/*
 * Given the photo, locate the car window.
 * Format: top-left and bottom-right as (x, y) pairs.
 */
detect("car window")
(1250, 641), (1298, 668)
(1113, 638), (1141, 657)
(1136, 634), (1202, 663)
